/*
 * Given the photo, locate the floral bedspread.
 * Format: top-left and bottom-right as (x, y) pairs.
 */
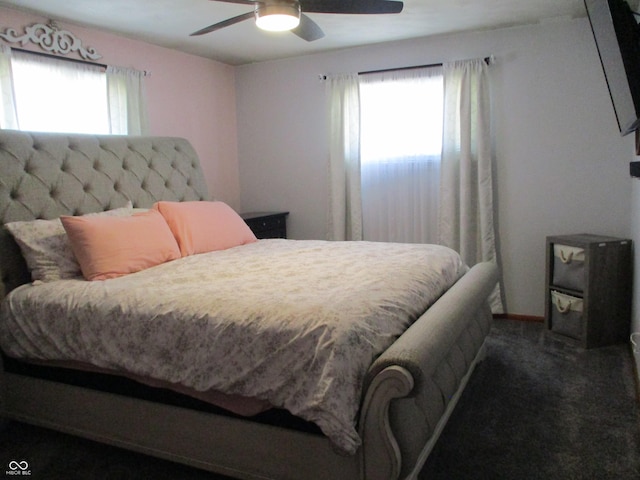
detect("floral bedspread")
(0, 239), (465, 453)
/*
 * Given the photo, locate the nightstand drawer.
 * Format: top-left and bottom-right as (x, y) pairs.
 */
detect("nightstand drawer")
(252, 215), (285, 232)
(240, 211), (289, 239)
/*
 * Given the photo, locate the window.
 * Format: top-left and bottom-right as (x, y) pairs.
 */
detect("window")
(0, 47), (148, 135)
(360, 69), (443, 163)
(10, 51), (109, 134)
(359, 67), (443, 244)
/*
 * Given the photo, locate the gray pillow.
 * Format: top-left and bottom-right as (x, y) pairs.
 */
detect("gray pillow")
(6, 203), (134, 283)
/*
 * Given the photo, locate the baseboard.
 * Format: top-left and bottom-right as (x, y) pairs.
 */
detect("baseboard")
(493, 313), (544, 323)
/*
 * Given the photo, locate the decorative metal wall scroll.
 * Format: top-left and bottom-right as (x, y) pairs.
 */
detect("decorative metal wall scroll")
(0, 20), (102, 61)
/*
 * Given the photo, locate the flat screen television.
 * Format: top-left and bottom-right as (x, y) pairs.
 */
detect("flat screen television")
(585, 0), (640, 136)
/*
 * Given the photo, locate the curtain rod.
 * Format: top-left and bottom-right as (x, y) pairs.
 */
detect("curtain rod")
(10, 46), (108, 70)
(358, 55), (494, 76)
(9, 47), (151, 76)
(320, 55), (494, 80)
(359, 61), (443, 76)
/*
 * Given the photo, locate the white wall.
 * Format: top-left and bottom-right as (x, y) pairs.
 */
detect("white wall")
(236, 18), (634, 318)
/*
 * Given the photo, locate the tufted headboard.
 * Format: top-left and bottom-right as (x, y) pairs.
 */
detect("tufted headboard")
(0, 130), (210, 300)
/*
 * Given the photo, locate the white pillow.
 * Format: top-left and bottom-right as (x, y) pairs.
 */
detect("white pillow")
(5, 203), (134, 283)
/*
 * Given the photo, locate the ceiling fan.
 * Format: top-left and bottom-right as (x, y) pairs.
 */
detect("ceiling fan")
(190, 0), (404, 42)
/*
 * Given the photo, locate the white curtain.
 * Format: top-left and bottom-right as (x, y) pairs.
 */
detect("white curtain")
(326, 73), (362, 241)
(359, 67), (442, 244)
(0, 46), (19, 129)
(106, 66), (149, 135)
(439, 59), (504, 313)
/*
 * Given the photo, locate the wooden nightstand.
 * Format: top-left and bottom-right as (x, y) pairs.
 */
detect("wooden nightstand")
(240, 211), (289, 239)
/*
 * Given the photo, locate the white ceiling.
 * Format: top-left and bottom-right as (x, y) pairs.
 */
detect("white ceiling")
(0, 0), (588, 66)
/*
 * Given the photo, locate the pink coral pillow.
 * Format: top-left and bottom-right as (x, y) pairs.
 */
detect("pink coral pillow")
(153, 201), (257, 256)
(60, 210), (181, 281)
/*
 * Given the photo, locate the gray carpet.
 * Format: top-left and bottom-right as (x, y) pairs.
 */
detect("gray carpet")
(1, 318), (639, 479)
(421, 318), (640, 479)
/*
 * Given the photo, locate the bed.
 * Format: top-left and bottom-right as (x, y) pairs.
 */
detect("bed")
(0, 130), (498, 480)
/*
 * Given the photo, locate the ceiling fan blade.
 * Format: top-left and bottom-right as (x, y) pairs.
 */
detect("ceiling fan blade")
(209, 0), (259, 4)
(190, 11), (256, 36)
(292, 13), (325, 42)
(300, 0), (403, 14)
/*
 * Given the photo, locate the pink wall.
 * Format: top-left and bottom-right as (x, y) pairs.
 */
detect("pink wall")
(0, 7), (240, 208)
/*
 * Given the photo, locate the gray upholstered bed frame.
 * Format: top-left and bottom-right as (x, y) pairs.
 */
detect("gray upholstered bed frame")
(0, 130), (498, 480)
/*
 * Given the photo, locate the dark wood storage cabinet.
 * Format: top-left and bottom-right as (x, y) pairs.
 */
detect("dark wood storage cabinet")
(545, 234), (632, 348)
(241, 211), (289, 239)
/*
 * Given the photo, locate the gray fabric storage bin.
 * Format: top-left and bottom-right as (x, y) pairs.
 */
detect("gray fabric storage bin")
(550, 291), (583, 340)
(552, 244), (585, 291)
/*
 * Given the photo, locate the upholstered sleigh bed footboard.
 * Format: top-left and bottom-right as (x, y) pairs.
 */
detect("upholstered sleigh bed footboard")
(360, 261), (496, 480)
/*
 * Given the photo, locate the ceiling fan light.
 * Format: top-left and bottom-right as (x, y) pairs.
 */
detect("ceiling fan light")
(255, 4), (301, 32)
